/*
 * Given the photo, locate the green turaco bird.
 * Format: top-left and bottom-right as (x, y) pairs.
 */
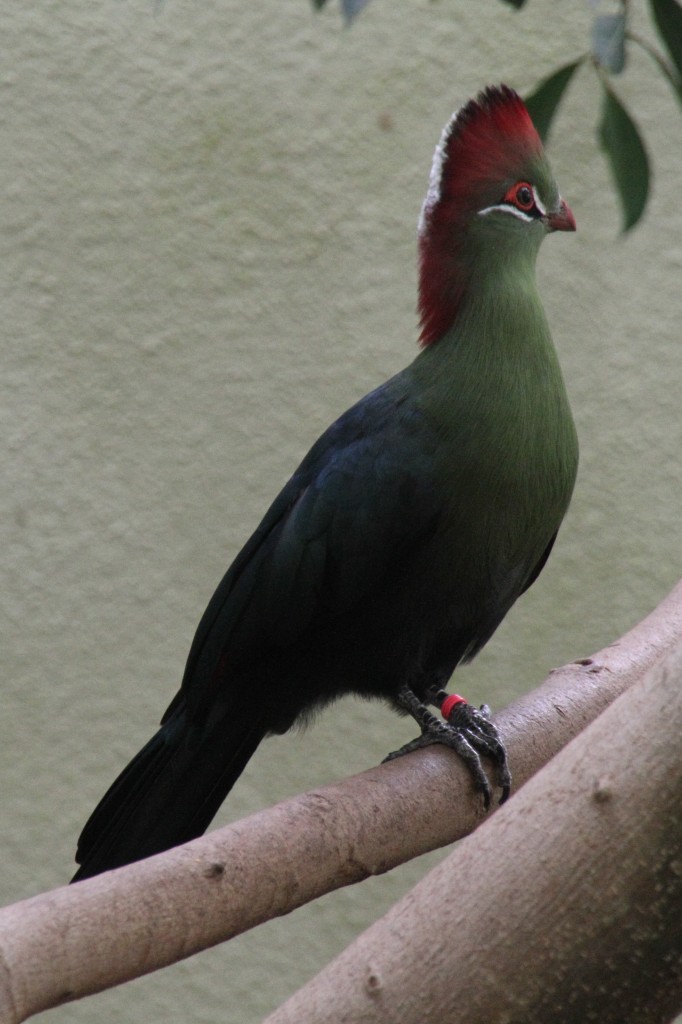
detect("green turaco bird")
(73, 85), (578, 882)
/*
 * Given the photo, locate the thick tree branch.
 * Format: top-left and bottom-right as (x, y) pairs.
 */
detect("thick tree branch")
(264, 638), (682, 1024)
(0, 580), (680, 1022)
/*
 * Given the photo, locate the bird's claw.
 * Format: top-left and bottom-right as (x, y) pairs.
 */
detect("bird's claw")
(383, 688), (511, 808)
(443, 699), (511, 805)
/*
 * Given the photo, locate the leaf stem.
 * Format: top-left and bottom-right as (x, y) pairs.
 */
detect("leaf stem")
(626, 29), (682, 92)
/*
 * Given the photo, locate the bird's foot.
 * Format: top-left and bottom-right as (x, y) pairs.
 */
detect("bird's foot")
(383, 685), (511, 809)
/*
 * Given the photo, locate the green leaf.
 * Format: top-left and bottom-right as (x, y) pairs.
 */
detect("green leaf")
(592, 13), (626, 73)
(649, 0), (682, 79)
(598, 82), (650, 232)
(524, 60), (582, 143)
(627, 28), (682, 108)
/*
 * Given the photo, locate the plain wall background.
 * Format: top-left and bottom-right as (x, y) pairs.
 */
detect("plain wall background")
(1, 2), (680, 1021)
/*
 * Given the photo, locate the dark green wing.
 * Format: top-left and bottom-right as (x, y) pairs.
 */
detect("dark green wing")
(172, 379), (439, 717)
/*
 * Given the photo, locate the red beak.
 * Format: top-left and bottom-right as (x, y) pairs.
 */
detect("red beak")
(547, 197), (576, 232)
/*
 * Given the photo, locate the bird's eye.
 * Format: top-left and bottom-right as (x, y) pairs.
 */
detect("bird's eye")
(503, 181), (536, 212)
(515, 184), (534, 209)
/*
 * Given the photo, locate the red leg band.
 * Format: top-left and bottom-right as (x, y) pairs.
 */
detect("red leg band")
(441, 694), (467, 721)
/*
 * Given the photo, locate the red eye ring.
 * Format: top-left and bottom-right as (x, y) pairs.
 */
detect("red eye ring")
(503, 181), (535, 212)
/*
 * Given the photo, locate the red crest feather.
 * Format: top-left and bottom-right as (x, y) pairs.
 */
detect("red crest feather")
(418, 86), (543, 347)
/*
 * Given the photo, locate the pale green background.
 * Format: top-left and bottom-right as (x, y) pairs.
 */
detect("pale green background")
(1, 2), (680, 1021)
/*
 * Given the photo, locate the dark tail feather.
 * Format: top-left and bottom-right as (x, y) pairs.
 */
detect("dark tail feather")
(72, 702), (266, 882)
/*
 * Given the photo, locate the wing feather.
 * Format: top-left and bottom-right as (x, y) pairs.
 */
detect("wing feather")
(173, 380), (439, 717)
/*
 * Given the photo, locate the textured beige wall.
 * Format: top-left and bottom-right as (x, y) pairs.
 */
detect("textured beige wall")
(1, 2), (680, 1021)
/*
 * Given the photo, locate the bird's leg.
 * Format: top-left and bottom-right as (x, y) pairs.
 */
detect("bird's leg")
(433, 687), (511, 802)
(383, 684), (511, 808)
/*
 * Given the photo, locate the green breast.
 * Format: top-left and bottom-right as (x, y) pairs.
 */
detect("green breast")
(407, 267), (578, 602)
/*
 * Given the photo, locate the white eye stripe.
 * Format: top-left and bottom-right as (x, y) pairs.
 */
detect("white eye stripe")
(478, 185), (547, 222)
(478, 204), (535, 223)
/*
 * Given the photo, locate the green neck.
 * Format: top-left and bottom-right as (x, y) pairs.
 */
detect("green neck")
(406, 232), (576, 516)
(403, 236), (578, 602)
(412, 233), (552, 392)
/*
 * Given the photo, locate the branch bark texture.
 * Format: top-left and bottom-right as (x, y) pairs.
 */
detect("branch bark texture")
(265, 638), (682, 1024)
(0, 581), (680, 1021)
